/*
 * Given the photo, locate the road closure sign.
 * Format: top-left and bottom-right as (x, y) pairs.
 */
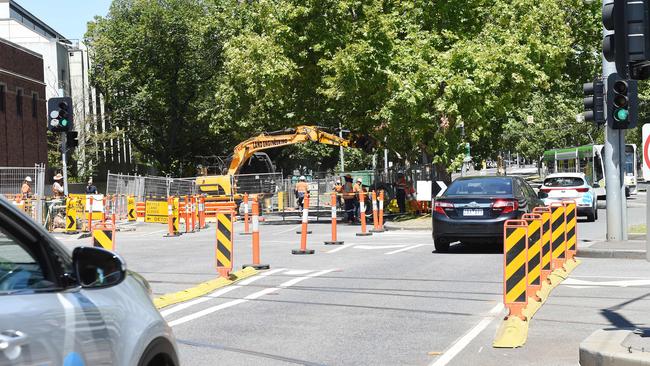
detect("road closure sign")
(643, 123), (650, 182)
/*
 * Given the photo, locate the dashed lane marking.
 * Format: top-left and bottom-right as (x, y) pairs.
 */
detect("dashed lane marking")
(168, 269), (336, 327)
(354, 245), (406, 250)
(326, 245), (354, 254)
(428, 303), (504, 366)
(161, 268), (286, 317)
(384, 244), (431, 255)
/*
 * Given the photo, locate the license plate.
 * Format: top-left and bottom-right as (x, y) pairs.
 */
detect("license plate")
(463, 209), (483, 216)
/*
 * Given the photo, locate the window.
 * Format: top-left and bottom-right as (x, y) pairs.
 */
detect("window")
(0, 227), (55, 293)
(543, 177), (585, 187)
(32, 93), (37, 118)
(0, 85), (5, 112)
(16, 89), (23, 117)
(445, 178), (513, 196)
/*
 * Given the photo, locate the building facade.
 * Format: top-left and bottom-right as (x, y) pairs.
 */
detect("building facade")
(0, 0), (133, 173)
(0, 37), (47, 166)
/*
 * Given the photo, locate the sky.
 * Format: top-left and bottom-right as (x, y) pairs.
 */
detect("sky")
(14, 0), (112, 41)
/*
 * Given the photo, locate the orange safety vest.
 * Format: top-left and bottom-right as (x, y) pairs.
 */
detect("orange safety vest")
(342, 182), (355, 199)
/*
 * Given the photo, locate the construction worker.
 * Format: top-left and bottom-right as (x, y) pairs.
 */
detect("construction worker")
(21, 176), (32, 199)
(353, 177), (364, 219)
(295, 175), (309, 210)
(52, 173), (65, 199)
(333, 178), (343, 208)
(342, 174), (356, 223)
(395, 172), (407, 213)
(86, 178), (98, 194)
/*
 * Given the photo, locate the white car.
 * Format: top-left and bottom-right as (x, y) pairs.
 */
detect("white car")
(0, 197), (179, 366)
(539, 173), (598, 222)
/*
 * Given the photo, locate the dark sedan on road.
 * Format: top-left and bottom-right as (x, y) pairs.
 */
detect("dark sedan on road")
(432, 176), (544, 252)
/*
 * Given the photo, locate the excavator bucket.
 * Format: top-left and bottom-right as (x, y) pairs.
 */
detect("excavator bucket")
(350, 134), (377, 153)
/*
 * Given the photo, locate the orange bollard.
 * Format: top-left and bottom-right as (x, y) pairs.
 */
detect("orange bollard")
(184, 196), (191, 233)
(378, 190), (385, 231)
(191, 196), (197, 232)
(243, 197), (270, 269)
(370, 190), (384, 233)
(325, 192), (344, 245)
(356, 190), (372, 237)
(198, 195), (206, 229)
(241, 193), (251, 235)
(292, 193), (315, 255)
(102, 196), (107, 225)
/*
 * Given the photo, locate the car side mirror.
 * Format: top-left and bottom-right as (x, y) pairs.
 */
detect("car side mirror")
(73, 247), (126, 288)
(537, 191), (548, 199)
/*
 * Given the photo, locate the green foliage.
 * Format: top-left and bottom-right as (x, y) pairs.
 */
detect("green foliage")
(87, 0), (605, 174)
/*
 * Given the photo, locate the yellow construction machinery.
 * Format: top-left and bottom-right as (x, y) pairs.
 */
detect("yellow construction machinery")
(196, 125), (371, 201)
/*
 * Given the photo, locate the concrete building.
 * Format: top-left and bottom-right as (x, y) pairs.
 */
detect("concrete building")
(0, 0), (133, 174)
(0, 0), (71, 100)
(0, 37), (47, 166)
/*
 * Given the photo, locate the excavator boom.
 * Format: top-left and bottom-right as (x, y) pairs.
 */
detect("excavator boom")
(227, 125), (350, 175)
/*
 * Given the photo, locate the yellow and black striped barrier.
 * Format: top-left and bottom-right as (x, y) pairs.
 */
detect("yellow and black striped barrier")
(93, 227), (115, 251)
(127, 196), (136, 222)
(522, 213), (543, 318)
(562, 200), (580, 272)
(216, 211), (234, 278)
(494, 219), (529, 348)
(66, 198), (79, 234)
(533, 206), (553, 283)
(549, 202), (567, 274)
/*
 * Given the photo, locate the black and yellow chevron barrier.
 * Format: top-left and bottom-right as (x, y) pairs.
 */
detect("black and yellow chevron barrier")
(66, 198), (79, 234)
(522, 213), (543, 318)
(216, 211), (234, 277)
(128, 196), (136, 222)
(93, 227), (115, 251)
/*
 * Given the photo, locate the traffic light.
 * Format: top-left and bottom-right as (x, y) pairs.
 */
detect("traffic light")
(607, 73), (638, 129)
(66, 131), (78, 150)
(583, 78), (605, 125)
(47, 97), (73, 132)
(602, 0), (650, 80)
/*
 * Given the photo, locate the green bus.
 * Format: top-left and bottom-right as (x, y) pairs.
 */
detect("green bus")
(541, 144), (637, 197)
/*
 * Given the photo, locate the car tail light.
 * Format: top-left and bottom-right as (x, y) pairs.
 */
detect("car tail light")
(540, 188), (551, 193)
(575, 188), (589, 193)
(434, 201), (453, 215)
(492, 199), (519, 214)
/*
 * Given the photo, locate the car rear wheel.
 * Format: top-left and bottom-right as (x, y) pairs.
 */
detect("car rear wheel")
(433, 236), (450, 253)
(138, 338), (178, 366)
(586, 202), (596, 222)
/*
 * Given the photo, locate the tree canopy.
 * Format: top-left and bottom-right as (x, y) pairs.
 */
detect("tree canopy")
(86, 0), (607, 175)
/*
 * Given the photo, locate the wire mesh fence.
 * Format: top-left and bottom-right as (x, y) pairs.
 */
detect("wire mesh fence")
(106, 173), (197, 200)
(0, 165), (46, 223)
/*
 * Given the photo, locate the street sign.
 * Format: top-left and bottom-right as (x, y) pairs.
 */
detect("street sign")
(431, 181), (447, 197)
(643, 124), (650, 181)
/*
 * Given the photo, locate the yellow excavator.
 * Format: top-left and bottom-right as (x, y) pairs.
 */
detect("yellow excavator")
(196, 125), (372, 201)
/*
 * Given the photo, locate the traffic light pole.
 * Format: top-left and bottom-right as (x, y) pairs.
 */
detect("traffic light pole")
(60, 132), (69, 196)
(603, 0), (625, 241)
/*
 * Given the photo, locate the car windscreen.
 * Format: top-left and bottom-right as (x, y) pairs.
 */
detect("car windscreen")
(543, 177), (584, 187)
(444, 178), (512, 196)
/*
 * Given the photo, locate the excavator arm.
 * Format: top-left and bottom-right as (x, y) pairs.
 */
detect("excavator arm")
(227, 126), (352, 175)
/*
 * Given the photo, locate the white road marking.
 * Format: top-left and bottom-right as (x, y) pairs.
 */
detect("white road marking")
(428, 303), (504, 366)
(562, 278), (650, 287)
(168, 269), (335, 327)
(384, 244), (430, 255)
(238, 268), (286, 285)
(162, 268), (286, 317)
(326, 245), (354, 254)
(161, 286), (240, 317)
(274, 225), (302, 234)
(354, 245), (406, 250)
(285, 269), (313, 276)
(572, 275), (650, 280)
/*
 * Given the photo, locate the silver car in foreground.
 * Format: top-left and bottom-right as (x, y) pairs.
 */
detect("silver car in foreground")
(0, 198), (179, 366)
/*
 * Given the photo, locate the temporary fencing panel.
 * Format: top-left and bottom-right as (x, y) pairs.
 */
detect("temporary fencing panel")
(0, 165), (46, 224)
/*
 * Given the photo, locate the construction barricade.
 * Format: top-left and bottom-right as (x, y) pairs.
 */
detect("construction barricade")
(494, 202), (581, 348)
(216, 209), (235, 277)
(324, 192), (343, 245)
(293, 193), (315, 255)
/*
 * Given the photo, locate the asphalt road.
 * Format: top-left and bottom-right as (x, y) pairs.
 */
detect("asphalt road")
(52, 197), (650, 366)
